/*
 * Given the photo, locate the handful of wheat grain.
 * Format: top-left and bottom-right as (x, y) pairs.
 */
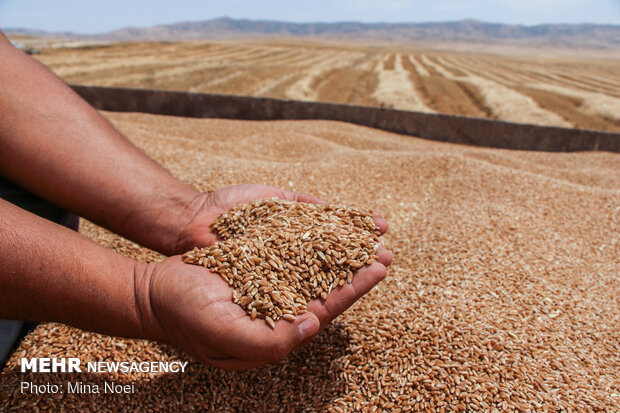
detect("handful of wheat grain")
(182, 198), (380, 328)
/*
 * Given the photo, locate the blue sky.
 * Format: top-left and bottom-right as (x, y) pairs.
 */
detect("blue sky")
(0, 0), (619, 33)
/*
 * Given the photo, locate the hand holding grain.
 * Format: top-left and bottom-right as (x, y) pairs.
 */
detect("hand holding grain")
(140, 185), (391, 370)
(134, 244), (391, 371)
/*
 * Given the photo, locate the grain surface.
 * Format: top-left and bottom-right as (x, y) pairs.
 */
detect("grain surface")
(1, 112), (618, 412)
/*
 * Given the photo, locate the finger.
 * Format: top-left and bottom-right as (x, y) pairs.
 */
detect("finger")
(376, 244), (393, 267)
(281, 189), (328, 205)
(372, 210), (388, 235)
(307, 262), (387, 326)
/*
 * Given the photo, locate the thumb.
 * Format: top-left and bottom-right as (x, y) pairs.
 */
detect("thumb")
(295, 312), (321, 341)
(219, 311), (321, 364)
(201, 312), (321, 371)
(261, 311), (320, 363)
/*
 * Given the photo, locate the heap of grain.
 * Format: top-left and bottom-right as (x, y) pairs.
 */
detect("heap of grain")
(2, 113), (618, 412)
(182, 198), (380, 328)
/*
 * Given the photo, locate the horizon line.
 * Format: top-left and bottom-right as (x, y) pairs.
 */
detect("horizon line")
(3, 16), (619, 36)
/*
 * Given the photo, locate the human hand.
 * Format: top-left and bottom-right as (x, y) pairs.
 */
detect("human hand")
(173, 184), (389, 255)
(134, 243), (392, 371)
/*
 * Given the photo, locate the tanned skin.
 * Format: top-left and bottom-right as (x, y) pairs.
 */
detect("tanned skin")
(0, 32), (392, 370)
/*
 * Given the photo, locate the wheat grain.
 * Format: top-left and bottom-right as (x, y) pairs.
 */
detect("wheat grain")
(182, 198), (380, 327)
(2, 114), (618, 412)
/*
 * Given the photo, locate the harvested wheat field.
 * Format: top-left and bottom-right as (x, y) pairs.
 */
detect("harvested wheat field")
(1, 111), (619, 412)
(32, 40), (620, 132)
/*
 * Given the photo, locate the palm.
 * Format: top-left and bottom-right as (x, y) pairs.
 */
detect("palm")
(149, 257), (255, 362)
(150, 243), (392, 370)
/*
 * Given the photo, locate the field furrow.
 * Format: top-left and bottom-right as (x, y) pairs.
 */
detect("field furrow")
(159, 43), (232, 59)
(515, 87), (620, 132)
(284, 52), (365, 101)
(252, 72), (302, 96)
(435, 57), (572, 127)
(218, 65), (331, 97)
(188, 69), (246, 92)
(253, 49), (307, 66)
(546, 72), (620, 97)
(39, 54), (174, 78)
(430, 56), (468, 77)
(383, 53), (396, 70)
(82, 46), (256, 85)
(577, 74), (620, 91)
(372, 54), (433, 112)
(477, 59), (620, 97)
(484, 61), (561, 85)
(526, 83), (620, 124)
(261, 76), (308, 99)
(444, 57), (620, 128)
(501, 64), (616, 96)
(189, 46), (264, 63)
(408, 55), (430, 76)
(438, 57), (524, 86)
(347, 70), (382, 107)
(230, 47), (291, 63)
(419, 55), (455, 79)
(271, 50), (329, 68)
(402, 54), (490, 117)
(312, 54), (381, 106)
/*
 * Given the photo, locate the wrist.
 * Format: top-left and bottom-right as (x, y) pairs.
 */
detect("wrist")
(171, 191), (218, 254)
(137, 188), (206, 256)
(132, 261), (167, 343)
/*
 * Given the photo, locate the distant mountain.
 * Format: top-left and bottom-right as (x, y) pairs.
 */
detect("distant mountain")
(4, 17), (620, 50)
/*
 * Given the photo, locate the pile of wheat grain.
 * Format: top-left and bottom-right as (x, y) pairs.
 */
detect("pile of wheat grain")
(183, 198), (380, 327)
(1, 112), (618, 412)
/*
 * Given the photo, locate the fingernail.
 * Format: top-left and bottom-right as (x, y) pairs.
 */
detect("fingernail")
(298, 317), (319, 340)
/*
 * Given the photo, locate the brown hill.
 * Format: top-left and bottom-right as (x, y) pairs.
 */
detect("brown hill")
(4, 17), (620, 50)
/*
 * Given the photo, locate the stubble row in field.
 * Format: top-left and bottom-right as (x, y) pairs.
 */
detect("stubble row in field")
(34, 40), (620, 132)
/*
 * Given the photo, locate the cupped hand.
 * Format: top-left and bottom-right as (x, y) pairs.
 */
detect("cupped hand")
(151, 183), (392, 369)
(134, 245), (392, 371)
(173, 184), (389, 254)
